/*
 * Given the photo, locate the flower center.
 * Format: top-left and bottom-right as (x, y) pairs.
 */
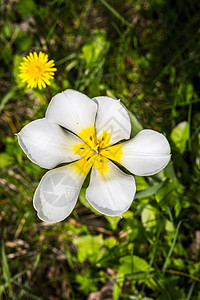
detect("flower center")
(34, 66), (41, 73)
(73, 127), (123, 175)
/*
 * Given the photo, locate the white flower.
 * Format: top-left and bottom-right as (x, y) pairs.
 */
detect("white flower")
(17, 89), (171, 223)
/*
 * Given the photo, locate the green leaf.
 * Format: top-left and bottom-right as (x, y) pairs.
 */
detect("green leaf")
(165, 220), (174, 232)
(0, 153), (14, 168)
(79, 188), (101, 215)
(135, 182), (163, 199)
(79, 188), (91, 209)
(15, 31), (34, 52)
(81, 31), (110, 67)
(141, 204), (157, 230)
(2, 22), (13, 39)
(113, 278), (124, 300)
(185, 83), (194, 103)
(155, 179), (180, 203)
(104, 237), (116, 248)
(118, 255), (150, 275)
(0, 88), (16, 114)
(170, 121), (189, 154)
(17, 0), (37, 17)
(163, 162), (177, 181)
(74, 234), (104, 263)
(105, 216), (120, 230)
(128, 110), (143, 136)
(76, 269), (98, 295)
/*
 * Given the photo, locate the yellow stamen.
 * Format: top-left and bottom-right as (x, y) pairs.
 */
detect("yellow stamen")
(78, 127), (96, 147)
(101, 144), (123, 164)
(72, 156), (95, 176)
(74, 143), (93, 157)
(97, 132), (111, 148)
(94, 156), (109, 174)
(73, 128), (122, 175)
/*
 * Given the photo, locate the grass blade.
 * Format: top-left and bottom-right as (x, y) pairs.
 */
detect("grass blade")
(162, 220), (183, 271)
(1, 242), (13, 295)
(100, 0), (132, 27)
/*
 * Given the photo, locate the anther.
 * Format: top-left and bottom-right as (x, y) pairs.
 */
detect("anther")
(92, 145), (100, 155)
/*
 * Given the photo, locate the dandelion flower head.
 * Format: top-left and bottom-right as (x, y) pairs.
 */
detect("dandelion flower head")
(18, 52), (57, 89)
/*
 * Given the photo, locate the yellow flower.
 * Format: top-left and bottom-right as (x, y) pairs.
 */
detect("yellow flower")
(18, 52), (57, 89)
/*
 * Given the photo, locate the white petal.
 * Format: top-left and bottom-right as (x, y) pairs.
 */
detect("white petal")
(86, 160), (136, 217)
(93, 96), (131, 145)
(46, 89), (97, 137)
(120, 129), (171, 176)
(33, 164), (85, 223)
(17, 118), (83, 169)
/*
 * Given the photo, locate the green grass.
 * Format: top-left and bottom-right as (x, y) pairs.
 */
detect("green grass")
(0, 0), (200, 299)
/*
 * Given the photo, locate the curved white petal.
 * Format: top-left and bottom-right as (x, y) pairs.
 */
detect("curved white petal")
(17, 118), (83, 169)
(86, 160), (136, 217)
(46, 89), (97, 138)
(120, 129), (171, 176)
(93, 96), (131, 146)
(33, 164), (85, 223)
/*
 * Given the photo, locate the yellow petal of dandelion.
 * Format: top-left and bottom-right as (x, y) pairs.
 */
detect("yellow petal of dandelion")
(18, 51), (57, 89)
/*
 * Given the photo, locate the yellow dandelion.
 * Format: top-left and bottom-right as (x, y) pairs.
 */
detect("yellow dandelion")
(18, 52), (57, 89)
